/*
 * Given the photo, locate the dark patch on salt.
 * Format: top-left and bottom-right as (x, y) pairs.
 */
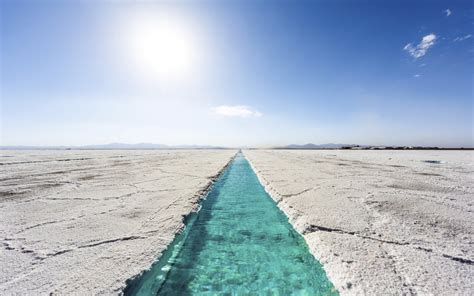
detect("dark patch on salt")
(423, 160), (443, 164)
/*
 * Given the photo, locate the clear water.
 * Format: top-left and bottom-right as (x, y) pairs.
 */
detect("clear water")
(124, 153), (338, 295)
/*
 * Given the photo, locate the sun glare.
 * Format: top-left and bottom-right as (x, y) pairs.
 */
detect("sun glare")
(124, 13), (199, 82)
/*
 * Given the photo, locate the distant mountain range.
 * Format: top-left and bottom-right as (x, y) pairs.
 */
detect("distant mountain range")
(81, 143), (225, 149)
(0, 143), (227, 150)
(277, 143), (358, 149)
(2, 143), (469, 150)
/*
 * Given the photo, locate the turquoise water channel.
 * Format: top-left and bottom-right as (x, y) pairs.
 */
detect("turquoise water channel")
(124, 153), (337, 295)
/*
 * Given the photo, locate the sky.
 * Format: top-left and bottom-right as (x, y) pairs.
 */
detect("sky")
(1, 0), (473, 147)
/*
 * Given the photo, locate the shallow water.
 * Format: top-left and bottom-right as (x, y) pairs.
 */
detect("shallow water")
(124, 153), (337, 295)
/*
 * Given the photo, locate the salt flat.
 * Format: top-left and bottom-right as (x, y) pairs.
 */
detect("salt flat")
(0, 150), (235, 294)
(245, 149), (474, 295)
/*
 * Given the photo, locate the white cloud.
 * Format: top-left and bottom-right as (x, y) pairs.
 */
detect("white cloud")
(212, 105), (262, 118)
(414, 74), (421, 78)
(444, 9), (452, 17)
(453, 34), (472, 42)
(404, 33), (437, 59)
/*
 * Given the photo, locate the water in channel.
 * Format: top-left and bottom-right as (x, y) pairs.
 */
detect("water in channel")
(124, 153), (338, 295)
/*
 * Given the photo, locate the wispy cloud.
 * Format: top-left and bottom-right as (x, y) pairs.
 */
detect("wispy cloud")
(414, 74), (421, 78)
(404, 33), (437, 59)
(212, 105), (262, 118)
(444, 9), (452, 17)
(453, 34), (472, 42)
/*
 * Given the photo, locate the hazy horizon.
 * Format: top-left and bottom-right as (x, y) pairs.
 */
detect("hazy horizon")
(1, 141), (472, 149)
(1, 1), (473, 147)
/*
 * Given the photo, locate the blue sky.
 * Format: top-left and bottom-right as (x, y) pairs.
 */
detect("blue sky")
(1, 0), (473, 147)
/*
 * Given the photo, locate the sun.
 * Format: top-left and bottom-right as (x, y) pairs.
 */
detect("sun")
(125, 13), (199, 82)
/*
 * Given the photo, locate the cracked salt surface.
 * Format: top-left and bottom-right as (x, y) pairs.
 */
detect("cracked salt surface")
(2, 149), (473, 295)
(124, 153), (337, 295)
(0, 150), (236, 294)
(245, 149), (474, 295)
